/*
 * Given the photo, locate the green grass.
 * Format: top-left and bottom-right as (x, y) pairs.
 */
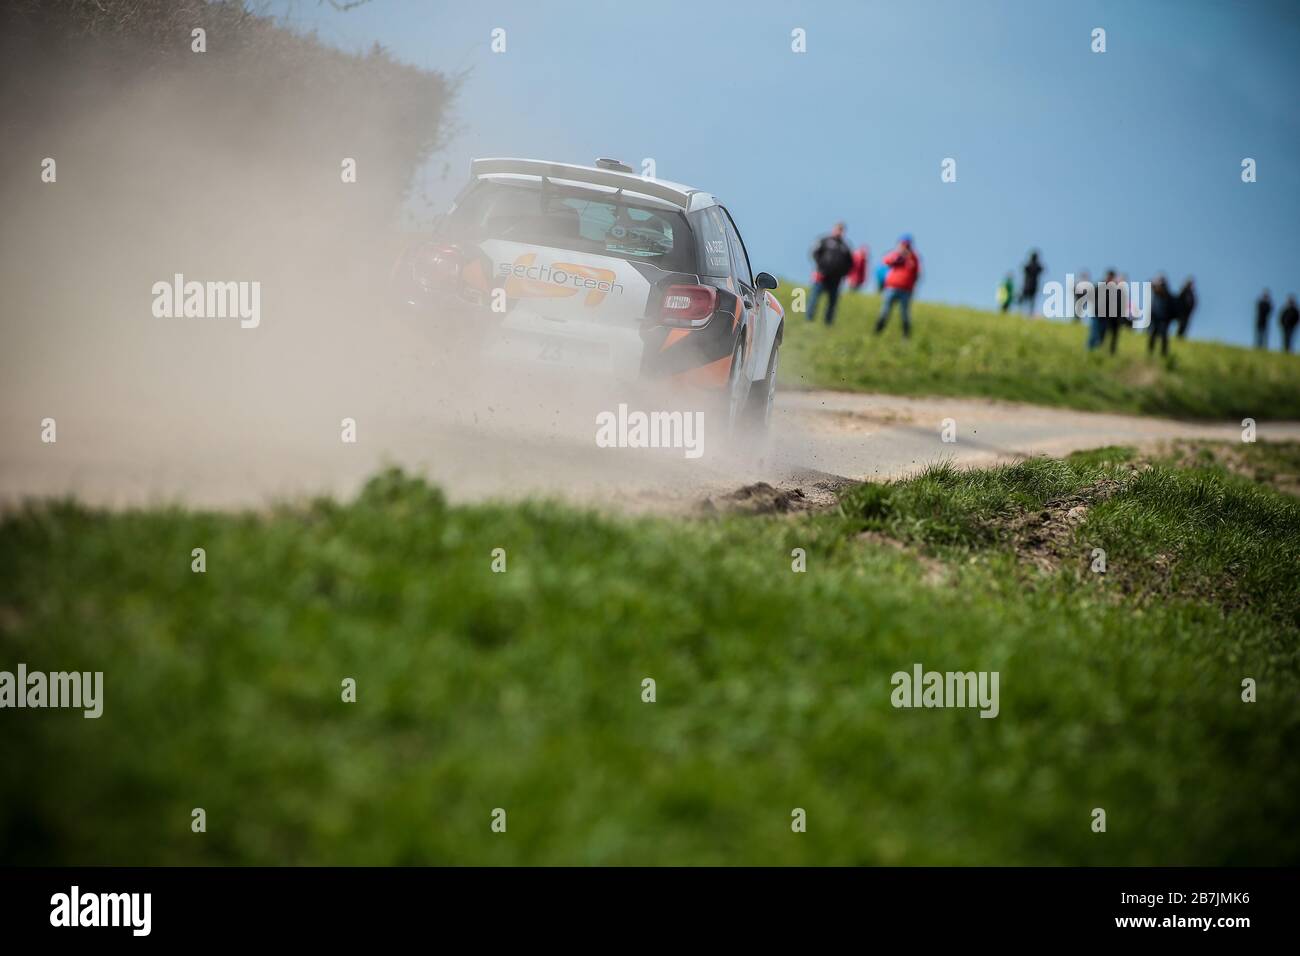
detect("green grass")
(776, 285), (1300, 420)
(1, 448), (1298, 865)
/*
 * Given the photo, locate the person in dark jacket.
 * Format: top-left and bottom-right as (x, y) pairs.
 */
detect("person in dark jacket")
(1021, 250), (1045, 315)
(807, 222), (854, 326)
(1175, 277), (1196, 338)
(1147, 275), (1175, 357)
(1095, 270), (1127, 355)
(1281, 295), (1299, 354)
(1255, 289), (1273, 349)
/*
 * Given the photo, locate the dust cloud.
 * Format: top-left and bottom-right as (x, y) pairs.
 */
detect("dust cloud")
(0, 5), (769, 512)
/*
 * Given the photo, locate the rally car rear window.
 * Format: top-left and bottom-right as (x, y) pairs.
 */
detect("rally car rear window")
(441, 180), (696, 272)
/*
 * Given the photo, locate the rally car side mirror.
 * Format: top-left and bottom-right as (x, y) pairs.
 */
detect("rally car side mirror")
(755, 272), (778, 290)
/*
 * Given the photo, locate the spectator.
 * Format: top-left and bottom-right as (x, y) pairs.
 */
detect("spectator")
(1086, 272), (1109, 350)
(1281, 295), (1299, 354)
(1021, 250), (1045, 315)
(1093, 270), (1126, 354)
(1072, 270), (1091, 323)
(1123, 272), (1143, 332)
(997, 273), (1014, 313)
(874, 235), (922, 338)
(1176, 277), (1196, 338)
(847, 245), (870, 291)
(1147, 275), (1175, 357)
(807, 222), (854, 326)
(1255, 289), (1272, 349)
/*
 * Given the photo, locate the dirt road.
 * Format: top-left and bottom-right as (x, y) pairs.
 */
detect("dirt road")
(5, 343), (1296, 513)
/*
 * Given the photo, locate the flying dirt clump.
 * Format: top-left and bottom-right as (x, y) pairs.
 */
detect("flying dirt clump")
(700, 482), (813, 515)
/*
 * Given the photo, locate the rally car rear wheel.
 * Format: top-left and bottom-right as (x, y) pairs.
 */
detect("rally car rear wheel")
(724, 336), (749, 436)
(742, 343), (779, 436)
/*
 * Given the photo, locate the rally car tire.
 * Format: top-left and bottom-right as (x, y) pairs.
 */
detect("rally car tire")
(741, 342), (779, 438)
(723, 335), (750, 438)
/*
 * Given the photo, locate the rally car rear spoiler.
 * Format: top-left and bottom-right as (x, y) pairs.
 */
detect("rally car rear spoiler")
(470, 158), (694, 210)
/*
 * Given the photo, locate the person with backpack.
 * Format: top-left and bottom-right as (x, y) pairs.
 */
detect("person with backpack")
(807, 222), (854, 326)
(873, 234), (921, 338)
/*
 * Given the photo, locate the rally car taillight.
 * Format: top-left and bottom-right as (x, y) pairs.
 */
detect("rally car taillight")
(659, 284), (717, 329)
(411, 242), (463, 291)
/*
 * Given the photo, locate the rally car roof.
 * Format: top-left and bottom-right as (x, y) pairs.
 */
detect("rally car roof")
(469, 157), (717, 212)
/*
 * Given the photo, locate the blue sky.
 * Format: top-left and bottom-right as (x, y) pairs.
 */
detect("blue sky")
(275, 0), (1300, 347)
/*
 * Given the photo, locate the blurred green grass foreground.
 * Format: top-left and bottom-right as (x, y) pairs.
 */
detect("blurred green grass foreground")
(1, 443), (1298, 865)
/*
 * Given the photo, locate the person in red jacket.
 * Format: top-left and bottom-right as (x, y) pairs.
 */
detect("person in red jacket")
(847, 245), (869, 290)
(873, 234), (921, 338)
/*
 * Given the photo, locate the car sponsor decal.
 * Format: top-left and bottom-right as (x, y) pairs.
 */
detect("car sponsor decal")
(496, 252), (624, 307)
(704, 239), (728, 274)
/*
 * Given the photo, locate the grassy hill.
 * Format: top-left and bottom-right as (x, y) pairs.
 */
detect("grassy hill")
(776, 285), (1300, 420)
(3, 443), (1297, 865)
